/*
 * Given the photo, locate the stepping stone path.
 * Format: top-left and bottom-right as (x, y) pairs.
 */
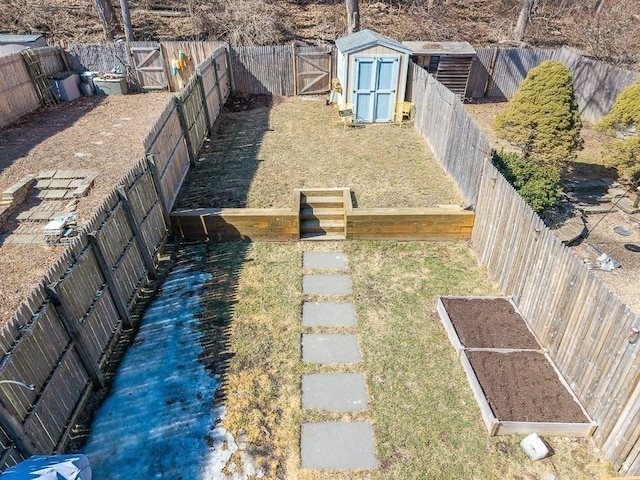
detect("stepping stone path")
(300, 251), (377, 471)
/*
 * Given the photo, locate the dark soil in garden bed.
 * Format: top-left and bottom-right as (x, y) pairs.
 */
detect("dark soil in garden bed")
(467, 351), (588, 423)
(441, 297), (540, 349)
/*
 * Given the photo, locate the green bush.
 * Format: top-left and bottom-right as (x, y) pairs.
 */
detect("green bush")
(597, 81), (640, 182)
(492, 151), (562, 214)
(494, 60), (583, 167)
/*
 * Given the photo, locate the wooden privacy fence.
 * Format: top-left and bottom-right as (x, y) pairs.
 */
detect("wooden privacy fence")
(0, 159), (166, 466)
(411, 67), (640, 476)
(411, 66), (490, 207)
(467, 46), (638, 123)
(228, 44), (334, 96)
(0, 47), (229, 470)
(144, 46), (231, 211)
(0, 46), (66, 129)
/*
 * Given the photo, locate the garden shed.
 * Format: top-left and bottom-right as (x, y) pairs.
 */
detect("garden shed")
(335, 29), (411, 123)
(402, 41), (476, 97)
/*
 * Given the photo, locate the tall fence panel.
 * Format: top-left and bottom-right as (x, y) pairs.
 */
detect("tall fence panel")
(555, 46), (639, 124)
(178, 74), (208, 159)
(229, 45), (295, 96)
(66, 43), (131, 76)
(411, 66), (489, 206)
(144, 98), (190, 211)
(486, 48), (557, 99)
(0, 52), (40, 129)
(28, 46), (66, 76)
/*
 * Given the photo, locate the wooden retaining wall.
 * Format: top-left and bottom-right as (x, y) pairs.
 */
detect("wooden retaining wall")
(171, 208), (300, 241)
(346, 208), (474, 240)
(411, 67), (640, 476)
(170, 207), (474, 242)
(0, 47), (230, 471)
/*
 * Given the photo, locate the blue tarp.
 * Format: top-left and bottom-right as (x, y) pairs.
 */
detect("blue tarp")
(1, 455), (91, 480)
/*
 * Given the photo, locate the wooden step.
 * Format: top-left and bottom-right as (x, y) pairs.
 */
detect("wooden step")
(300, 219), (345, 234)
(300, 232), (346, 241)
(300, 208), (345, 221)
(301, 196), (344, 209)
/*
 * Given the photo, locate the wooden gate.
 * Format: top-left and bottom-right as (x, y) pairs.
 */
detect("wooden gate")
(130, 43), (168, 90)
(294, 46), (332, 95)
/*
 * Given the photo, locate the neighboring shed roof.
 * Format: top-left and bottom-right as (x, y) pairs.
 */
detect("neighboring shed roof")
(336, 29), (412, 55)
(402, 41), (476, 56)
(0, 34), (44, 44)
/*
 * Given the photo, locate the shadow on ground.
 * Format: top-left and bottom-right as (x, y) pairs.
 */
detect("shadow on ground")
(174, 95), (277, 209)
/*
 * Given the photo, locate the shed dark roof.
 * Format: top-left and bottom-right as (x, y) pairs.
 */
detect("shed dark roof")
(0, 34), (44, 43)
(336, 29), (412, 55)
(402, 41), (476, 56)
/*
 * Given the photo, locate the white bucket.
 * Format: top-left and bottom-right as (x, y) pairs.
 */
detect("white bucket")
(520, 433), (549, 460)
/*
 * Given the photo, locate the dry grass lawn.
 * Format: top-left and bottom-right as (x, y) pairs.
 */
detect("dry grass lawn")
(191, 240), (614, 479)
(175, 96), (464, 210)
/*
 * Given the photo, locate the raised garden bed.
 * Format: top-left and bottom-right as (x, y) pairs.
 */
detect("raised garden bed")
(437, 296), (597, 437)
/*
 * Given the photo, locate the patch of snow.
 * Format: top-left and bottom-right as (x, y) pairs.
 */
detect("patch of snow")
(82, 264), (262, 479)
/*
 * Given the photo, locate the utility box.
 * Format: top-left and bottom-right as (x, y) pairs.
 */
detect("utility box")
(93, 76), (128, 95)
(48, 72), (81, 101)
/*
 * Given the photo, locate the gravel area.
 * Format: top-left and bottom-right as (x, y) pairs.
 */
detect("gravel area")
(0, 92), (171, 324)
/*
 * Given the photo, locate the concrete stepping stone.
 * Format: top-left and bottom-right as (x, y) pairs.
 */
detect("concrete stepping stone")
(303, 301), (356, 327)
(301, 422), (377, 470)
(302, 334), (361, 364)
(302, 373), (368, 411)
(303, 274), (352, 295)
(303, 252), (347, 271)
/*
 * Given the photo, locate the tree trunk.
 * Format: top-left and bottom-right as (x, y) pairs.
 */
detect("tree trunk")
(119, 0), (134, 42)
(95, 0), (120, 41)
(512, 0), (536, 42)
(346, 0), (360, 35)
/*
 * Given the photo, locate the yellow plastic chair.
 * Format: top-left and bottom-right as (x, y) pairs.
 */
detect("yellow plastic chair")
(393, 101), (414, 127)
(337, 103), (354, 130)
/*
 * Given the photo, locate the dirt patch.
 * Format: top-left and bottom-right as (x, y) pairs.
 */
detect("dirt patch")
(0, 92), (171, 325)
(441, 297), (539, 349)
(467, 350), (588, 424)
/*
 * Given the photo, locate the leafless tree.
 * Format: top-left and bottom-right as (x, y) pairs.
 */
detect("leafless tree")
(346, 0), (360, 35)
(94, 0), (120, 41)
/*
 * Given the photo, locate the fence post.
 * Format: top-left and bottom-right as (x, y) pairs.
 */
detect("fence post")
(225, 45), (236, 95)
(212, 55), (224, 115)
(174, 96), (196, 166)
(196, 69), (213, 135)
(45, 284), (105, 388)
(146, 154), (171, 227)
(116, 186), (157, 280)
(0, 404), (37, 456)
(292, 43), (298, 96)
(87, 233), (132, 328)
(483, 47), (499, 98)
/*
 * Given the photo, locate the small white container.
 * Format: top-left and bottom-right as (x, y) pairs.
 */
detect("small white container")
(520, 433), (549, 460)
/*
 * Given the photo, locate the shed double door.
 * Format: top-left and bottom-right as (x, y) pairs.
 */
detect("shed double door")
(353, 55), (399, 123)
